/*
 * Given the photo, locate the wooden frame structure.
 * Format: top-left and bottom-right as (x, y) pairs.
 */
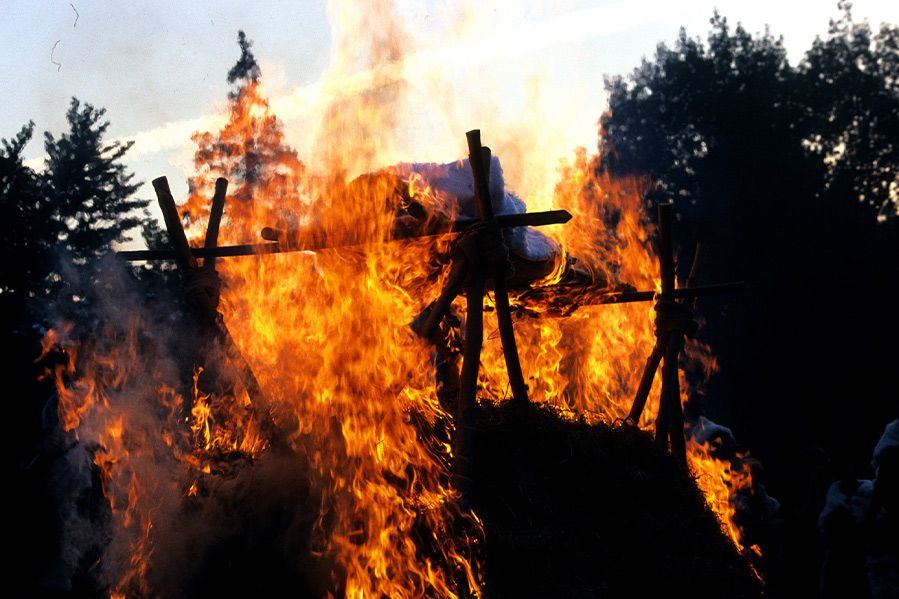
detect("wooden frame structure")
(126, 129), (744, 499)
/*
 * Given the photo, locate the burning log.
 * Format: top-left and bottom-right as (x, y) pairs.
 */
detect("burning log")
(513, 279), (746, 317)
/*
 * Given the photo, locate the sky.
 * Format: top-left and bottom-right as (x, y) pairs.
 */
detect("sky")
(2, 0), (898, 235)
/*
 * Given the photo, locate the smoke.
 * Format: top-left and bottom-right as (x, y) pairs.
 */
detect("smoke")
(102, 0), (680, 182)
(227, 31), (261, 92)
(34, 257), (330, 596)
(144, 450), (323, 597)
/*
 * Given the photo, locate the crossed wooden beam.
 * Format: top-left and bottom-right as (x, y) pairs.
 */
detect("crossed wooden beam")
(410, 131), (534, 505)
(125, 130), (743, 487)
(150, 176), (281, 445)
(625, 201), (699, 467)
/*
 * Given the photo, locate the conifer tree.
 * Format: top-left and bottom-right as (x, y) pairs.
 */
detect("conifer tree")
(42, 99), (147, 271)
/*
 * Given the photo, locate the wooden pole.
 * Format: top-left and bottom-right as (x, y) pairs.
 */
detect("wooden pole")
(492, 278), (529, 406)
(626, 339), (666, 425)
(466, 130), (529, 406)
(454, 267), (486, 510)
(624, 201), (689, 465)
(653, 201), (675, 452)
(655, 201), (687, 465)
(415, 261), (469, 341)
(119, 210), (572, 262)
(467, 132), (495, 221)
(664, 334), (687, 466)
(203, 177), (228, 271)
(153, 177), (198, 270)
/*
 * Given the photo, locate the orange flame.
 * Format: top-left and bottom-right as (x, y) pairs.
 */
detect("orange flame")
(687, 440), (763, 560)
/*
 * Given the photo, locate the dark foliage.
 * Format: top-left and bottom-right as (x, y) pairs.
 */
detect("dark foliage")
(1, 123), (56, 313)
(801, 4), (899, 221)
(600, 5), (899, 595)
(2, 102), (169, 597)
(41, 99), (151, 317)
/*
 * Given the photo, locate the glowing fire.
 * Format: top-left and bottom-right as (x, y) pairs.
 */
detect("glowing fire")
(687, 439), (762, 558)
(40, 4), (762, 596)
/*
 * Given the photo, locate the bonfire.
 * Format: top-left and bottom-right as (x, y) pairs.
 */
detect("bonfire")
(38, 29), (771, 598)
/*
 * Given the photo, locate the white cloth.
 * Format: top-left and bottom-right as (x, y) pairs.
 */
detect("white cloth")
(873, 420), (899, 465)
(391, 156), (560, 262)
(690, 415), (738, 449)
(819, 479), (874, 531)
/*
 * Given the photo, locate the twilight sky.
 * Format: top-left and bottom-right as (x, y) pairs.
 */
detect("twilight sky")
(2, 0), (897, 227)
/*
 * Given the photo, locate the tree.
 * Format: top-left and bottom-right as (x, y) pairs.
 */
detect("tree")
(600, 13), (820, 248)
(41, 99), (150, 313)
(599, 9), (899, 595)
(184, 31), (305, 241)
(0, 122), (55, 316)
(2, 100), (159, 318)
(601, 7), (898, 226)
(800, 2), (899, 221)
(43, 99), (146, 266)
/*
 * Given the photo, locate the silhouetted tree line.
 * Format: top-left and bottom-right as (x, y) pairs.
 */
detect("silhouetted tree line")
(598, 4), (898, 596)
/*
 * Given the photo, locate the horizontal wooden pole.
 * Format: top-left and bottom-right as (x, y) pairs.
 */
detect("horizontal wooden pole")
(262, 210), (571, 242)
(590, 281), (748, 305)
(118, 209), (572, 262)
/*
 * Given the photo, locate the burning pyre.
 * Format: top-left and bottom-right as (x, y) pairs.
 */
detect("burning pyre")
(38, 12), (768, 598)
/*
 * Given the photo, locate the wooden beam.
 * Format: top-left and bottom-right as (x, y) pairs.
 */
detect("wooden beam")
(153, 176), (197, 270)
(203, 177), (228, 270)
(118, 210), (573, 262)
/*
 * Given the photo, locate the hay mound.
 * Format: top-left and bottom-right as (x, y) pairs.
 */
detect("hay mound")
(471, 402), (762, 598)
